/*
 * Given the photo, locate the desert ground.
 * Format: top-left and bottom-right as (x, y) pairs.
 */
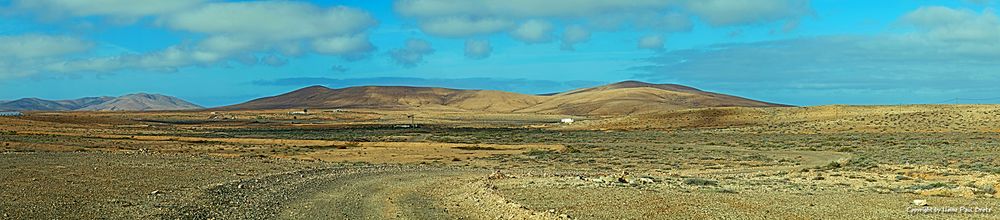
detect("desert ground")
(4, 106), (1000, 219)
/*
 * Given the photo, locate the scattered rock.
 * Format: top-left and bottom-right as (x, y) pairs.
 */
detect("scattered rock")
(488, 170), (509, 180)
(913, 199), (928, 206)
(638, 177), (655, 184)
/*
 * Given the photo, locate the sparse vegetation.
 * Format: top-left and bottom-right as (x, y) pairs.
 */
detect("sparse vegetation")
(454, 145), (499, 150)
(5, 106), (1000, 219)
(684, 178), (718, 186)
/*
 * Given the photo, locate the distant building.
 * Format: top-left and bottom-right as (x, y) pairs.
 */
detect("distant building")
(289, 111), (308, 115)
(560, 118), (575, 124)
(0, 111), (23, 117)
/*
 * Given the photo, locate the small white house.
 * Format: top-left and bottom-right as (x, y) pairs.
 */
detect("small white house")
(289, 111), (308, 115)
(0, 111), (23, 117)
(560, 118), (575, 124)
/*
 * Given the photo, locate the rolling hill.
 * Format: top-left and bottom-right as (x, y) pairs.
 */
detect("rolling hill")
(515, 81), (787, 115)
(78, 93), (203, 111)
(0, 97), (114, 111)
(0, 94), (201, 111)
(220, 85), (544, 112)
(222, 81), (786, 115)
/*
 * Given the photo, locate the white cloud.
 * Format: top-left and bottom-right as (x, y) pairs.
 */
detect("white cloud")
(312, 34), (375, 57)
(418, 17), (514, 37)
(464, 39), (492, 59)
(560, 25), (591, 51)
(160, 2), (375, 41)
(394, 0), (673, 18)
(901, 6), (1000, 42)
(389, 39), (435, 67)
(10, 0), (205, 21)
(510, 20), (553, 43)
(394, 0), (812, 51)
(0, 34), (92, 59)
(0, 34), (93, 78)
(635, 36), (1000, 105)
(684, 0), (812, 27)
(897, 6), (1000, 56)
(638, 35), (665, 51)
(38, 1), (379, 74)
(633, 6), (1000, 105)
(635, 12), (694, 32)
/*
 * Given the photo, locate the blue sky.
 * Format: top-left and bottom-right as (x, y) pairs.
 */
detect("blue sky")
(1, 0), (999, 107)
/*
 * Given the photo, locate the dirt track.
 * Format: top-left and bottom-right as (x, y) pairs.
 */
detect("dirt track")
(169, 166), (566, 220)
(280, 169), (472, 219)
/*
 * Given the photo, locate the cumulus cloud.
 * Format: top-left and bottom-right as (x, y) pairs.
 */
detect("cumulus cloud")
(389, 39), (435, 67)
(159, 2), (375, 41)
(312, 34), (375, 57)
(900, 6), (1000, 45)
(394, 0), (672, 18)
(0, 34), (93, 78)
(39, 1), (378, 74)
(9, 0), (205, 21)
(560, 25), (591, 51)
(0, 34), (92, 59)
(464, 39), (492, 59)
(394, 0), (812, 47)
(637, 35), (665, 51)
(684, 0), (812, 27)
(418, 17), (514, 37)
(510, 20), (553, 43)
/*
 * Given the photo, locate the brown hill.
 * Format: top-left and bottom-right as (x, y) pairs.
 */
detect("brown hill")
(221, 86), (543, 112)
(0, 97), (114, 111)
(221, 81), (786, 115)
(517, 81), (786, 115)
(79, 93), (203, 111)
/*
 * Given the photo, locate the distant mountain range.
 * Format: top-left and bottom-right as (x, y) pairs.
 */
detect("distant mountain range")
(0, 93), (202, 111)
(220, 81), (788, 115)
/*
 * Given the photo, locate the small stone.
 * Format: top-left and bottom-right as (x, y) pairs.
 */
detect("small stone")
(150, 190), (160, 195)
(913, 199), (928, 206)
(638, 177), (655, 184)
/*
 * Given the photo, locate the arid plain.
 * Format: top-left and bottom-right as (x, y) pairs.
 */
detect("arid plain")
(4, 83), (1000, 219)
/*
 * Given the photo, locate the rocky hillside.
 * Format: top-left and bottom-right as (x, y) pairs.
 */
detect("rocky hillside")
(221, 81), (786, 116)
(0, 94), (201, 111)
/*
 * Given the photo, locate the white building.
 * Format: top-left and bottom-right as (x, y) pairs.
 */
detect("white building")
(560, 118), (575, 124)
(0, 111), (23, 117)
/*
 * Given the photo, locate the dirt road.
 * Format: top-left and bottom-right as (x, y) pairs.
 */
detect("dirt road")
(171, 166), (566, 220)
(279, 169), (471, 219)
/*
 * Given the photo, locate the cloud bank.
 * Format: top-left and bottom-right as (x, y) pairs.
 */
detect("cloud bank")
(5, 1), (379, 76)
(395, 0), (811, 48)
(634, 6), (1000, 105)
